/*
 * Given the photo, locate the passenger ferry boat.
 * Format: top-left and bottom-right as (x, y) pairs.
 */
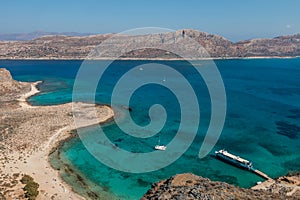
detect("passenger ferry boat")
(215, 149), (253, 170)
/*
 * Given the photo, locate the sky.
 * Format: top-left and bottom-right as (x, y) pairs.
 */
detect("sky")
(0, 0), (300, 41)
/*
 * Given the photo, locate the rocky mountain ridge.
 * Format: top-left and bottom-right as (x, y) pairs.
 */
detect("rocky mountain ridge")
(0, 29), (299, 59)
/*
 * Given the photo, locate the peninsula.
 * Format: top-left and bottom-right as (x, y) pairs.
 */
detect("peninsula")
(0, 68), (114, 199)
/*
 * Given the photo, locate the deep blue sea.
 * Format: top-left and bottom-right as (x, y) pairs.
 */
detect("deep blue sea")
(1, 59), (300, 199)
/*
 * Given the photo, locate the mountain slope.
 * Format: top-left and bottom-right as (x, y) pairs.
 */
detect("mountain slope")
(0, 30), (299, 59)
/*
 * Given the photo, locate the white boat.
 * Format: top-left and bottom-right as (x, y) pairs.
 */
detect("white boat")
(154, 145), (167, 151)
(154, 132), (166, 151)
(215, 149), (253, 170)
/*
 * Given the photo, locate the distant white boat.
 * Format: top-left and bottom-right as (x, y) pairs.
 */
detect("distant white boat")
(154, 132), (166, 151)
(155, 145), (167, 151)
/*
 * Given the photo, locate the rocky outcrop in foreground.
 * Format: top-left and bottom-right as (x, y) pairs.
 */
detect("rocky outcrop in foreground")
(142, 173), (300, 200)
(0, 30), (299, 59)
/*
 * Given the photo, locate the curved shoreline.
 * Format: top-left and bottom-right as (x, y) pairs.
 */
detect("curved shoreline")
(1, 81), (115, 200)
(48, 125), (119, 200)
(45, 110), (115, 200)
(16, 83), (86, 200)
(17, 81), (42, 108)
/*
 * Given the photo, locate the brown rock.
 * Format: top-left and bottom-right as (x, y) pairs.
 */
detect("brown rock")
(142, 173), (300, 200)
(0, 68), (30, 101)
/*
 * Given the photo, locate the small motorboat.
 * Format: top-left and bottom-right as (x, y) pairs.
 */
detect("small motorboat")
(154, 132), (166, 151)
(154, 145), (167, 151)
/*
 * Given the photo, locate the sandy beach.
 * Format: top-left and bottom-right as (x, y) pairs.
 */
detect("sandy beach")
(17, 81), (42, 108)
(0, 69), (114, 200)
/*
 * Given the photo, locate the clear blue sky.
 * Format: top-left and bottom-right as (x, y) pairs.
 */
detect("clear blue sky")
(1, 0), (300, 41)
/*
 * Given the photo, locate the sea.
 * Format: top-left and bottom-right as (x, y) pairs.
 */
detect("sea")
(1, 58), (300, 199)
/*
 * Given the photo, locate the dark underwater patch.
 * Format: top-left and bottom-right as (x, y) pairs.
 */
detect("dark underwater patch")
(114, 138), (123, 143)
(275, 121), (300, 139)
(283, 157), (300, 171)
(287, 109), (300, 119)
(258, 142), (289, 156)
(228, 113), (240, 119)
(137, 178), (151, 187)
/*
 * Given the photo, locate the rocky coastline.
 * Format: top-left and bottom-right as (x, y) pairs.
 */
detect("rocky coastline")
(142, 173), (300, 200)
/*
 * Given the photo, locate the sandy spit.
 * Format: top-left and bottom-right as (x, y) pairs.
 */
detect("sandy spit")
(0, 81), (114, 200)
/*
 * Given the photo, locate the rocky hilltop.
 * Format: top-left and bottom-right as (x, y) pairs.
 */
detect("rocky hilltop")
(0, 30), (299, 59)
(142, 173), (300, 200)
(0, 68), (30, 101)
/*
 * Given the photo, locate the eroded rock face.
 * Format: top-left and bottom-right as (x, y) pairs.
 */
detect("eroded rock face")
(0, 68), (13, 81)
(142, 173), (300, 200)
(0, 68), (30, 101)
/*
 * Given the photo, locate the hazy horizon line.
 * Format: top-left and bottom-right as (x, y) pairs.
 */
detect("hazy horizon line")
(0, 29), (299, 43)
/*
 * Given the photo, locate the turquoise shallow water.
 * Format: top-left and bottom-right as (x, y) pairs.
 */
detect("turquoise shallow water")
(1, 59), (300, 199)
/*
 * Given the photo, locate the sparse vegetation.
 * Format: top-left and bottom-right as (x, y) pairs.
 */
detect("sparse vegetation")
(21, 175), (39, 200)
(20, 174), (33, 184)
